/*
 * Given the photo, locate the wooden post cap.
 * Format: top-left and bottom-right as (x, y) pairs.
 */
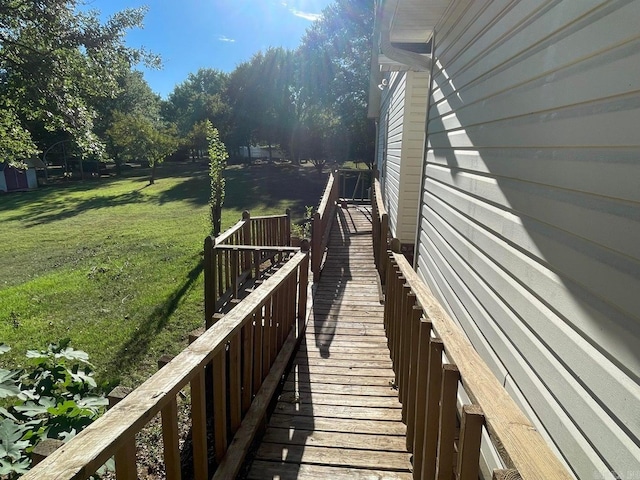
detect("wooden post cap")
(31, 439), (65, 465)
(108, 385), (133, 407)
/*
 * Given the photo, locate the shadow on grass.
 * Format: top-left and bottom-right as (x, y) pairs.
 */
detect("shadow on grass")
(106, 258), (204, 381)
(2, 163), (326, 227)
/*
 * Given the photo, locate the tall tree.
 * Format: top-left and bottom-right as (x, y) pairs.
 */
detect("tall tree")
(162, 68), (229, 137)
(225, 48), (295, 161)
(0, 1), (159, 164)
(295, 0), (375, 163)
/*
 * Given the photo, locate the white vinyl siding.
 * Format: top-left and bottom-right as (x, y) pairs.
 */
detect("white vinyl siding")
(415, 1), (640, 478)
(381, 71), (406, 240)
(380, 71), (429, 244)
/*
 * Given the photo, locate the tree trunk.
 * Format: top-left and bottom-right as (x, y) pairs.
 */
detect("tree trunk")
(211, 202), (222, 236)
(149, 161), (156, 185)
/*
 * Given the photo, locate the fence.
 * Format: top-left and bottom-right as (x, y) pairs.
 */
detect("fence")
(23, 249), (310, 480)
(204, 210), (292, 324)
(383, 248), (572, 479)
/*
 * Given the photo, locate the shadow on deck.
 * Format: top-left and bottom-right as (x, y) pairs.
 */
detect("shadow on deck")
(243, 204), (412, 479)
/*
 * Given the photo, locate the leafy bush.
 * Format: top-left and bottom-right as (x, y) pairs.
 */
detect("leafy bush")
(0, 340), (108, 478)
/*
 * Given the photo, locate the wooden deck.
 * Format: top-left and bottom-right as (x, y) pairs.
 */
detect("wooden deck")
(244, 205), (412, 479)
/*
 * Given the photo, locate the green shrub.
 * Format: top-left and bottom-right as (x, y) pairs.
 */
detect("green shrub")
(0, 340), (109, 478)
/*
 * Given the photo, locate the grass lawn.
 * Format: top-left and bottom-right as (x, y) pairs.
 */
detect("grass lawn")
(0, 161), (326, 390)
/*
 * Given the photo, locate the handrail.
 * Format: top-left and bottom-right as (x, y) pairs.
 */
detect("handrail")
(311, 171), (338, 281)
(384, 250), (572, 479)
(23, 250), (310, 480)
(371, 176), (389, 283)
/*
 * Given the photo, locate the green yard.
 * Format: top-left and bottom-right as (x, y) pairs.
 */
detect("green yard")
(0, 163), (325, 390)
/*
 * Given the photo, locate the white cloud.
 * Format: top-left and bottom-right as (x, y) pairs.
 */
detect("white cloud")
(290, 9), (322, 21)
(218, 36), (236, 43)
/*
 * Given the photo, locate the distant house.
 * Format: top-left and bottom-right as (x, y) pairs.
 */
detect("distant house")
(369, 1), (640, 478)
(0, 158), (44, 192)
(239, 146), (285, 162)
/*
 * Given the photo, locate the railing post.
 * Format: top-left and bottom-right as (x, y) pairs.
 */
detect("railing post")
(380, 213), (389, 283)
(311, 211), (321, 282)
(298, 242), (310, 337)
(204, 235), (215, 328)
(107, 386), (137, 480)
(285, 208), (291, 246)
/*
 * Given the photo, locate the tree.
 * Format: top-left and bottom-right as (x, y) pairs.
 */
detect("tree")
(294, 0), (375, 164)
(162, 68), (229, 137)
(0, 1), (159, 164)
(93, 70), (162, 174)
(106, 113), (178, 184)
(225, 48), (296, 162)
(207, 121), (228, 236)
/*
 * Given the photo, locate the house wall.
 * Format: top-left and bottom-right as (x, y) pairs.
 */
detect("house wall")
(414, 1), (640, 478)
(397, 71), (428, 246)
(381, 71), (406, 240)
(379, 70), (429, 246)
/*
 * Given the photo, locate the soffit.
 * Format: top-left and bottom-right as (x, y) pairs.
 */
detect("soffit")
(388, 0), (450, 44)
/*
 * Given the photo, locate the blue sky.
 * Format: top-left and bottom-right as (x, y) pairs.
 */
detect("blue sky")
(85, 0), (334, 98)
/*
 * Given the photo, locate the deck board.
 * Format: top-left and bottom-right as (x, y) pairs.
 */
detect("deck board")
(243, 205), (411, 479)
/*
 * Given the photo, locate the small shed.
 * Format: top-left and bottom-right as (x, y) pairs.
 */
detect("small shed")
(0, 158), (44, 192)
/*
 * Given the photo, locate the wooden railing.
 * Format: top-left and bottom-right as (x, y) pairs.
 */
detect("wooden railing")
(204, 210), (292, 323)
(23, 249), (310, 480)
(384, 249), (572, 480)
(311, 171), (339, 281)
(336, 168), (373, 203)
(371, 176), (389, 284)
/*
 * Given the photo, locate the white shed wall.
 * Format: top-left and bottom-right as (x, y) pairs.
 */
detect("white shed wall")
(415, 1), (640, 478)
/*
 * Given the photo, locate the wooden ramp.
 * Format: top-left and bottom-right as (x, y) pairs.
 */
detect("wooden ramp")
(244, 205), (412, 479)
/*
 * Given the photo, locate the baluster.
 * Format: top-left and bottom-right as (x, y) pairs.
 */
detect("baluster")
(400, 286), (414, 414)
(212, 349), (228, 462)
(421, 336), (444, 480)
(253, 311), (264, 394)
(231, 249), (239, 300)
(262, 301), (272, 380)
(229, 333), (242, 436)
(161, 397), (181, 480)
(436, 364), (460, 480)
(405, 304), (423, 451)
(241, 322), (254, 415)
(190, 369), (208, 480)
(457, 405), (484, 480)
(412, 317), (433, 478)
